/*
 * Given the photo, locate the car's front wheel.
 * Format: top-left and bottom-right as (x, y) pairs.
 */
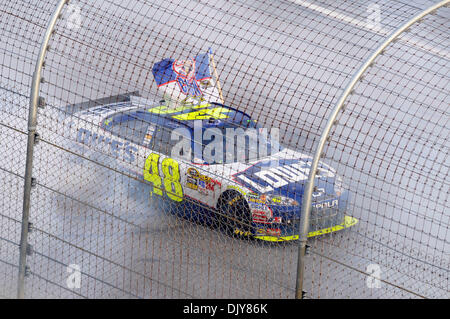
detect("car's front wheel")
(217, 191), (253, 239)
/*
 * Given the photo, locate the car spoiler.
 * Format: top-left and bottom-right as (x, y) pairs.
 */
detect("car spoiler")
(64, 91), (140, 115)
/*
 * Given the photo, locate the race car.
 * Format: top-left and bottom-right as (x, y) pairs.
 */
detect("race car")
(64, 94), (358, 242)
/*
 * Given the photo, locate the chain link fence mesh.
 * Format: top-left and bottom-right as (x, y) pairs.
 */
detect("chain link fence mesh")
(305, 4), (449, 298)
(0, 0), (448, 298)
(0, 0), (56, 298)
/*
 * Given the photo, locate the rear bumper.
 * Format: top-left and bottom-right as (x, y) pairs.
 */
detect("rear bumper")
(254, 215), (358, 242)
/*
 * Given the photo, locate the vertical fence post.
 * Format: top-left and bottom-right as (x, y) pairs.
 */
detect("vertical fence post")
(294, 0), (449, 299)
(17, 0), (68, 299)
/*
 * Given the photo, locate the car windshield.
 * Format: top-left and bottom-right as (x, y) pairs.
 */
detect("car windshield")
(197, 124), (283, 164)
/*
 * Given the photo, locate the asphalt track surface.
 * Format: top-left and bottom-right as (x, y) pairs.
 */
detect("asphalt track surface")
(0, 0), (448, 298)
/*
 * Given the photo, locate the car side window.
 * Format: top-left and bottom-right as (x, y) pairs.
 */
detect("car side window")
(103, 112), (150, 145)
(151, 127), (172, 155)
(151, 126), (192, 160)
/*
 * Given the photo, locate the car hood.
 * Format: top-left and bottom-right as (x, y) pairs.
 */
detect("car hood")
(203, 148), (339, 201)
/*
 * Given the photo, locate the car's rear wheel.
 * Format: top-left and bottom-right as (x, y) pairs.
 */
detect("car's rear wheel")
(217, 191), (253, 239)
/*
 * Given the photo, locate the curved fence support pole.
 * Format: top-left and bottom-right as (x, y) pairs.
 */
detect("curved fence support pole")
(294, 0), (449, 299)
(17, 0), (68, 299)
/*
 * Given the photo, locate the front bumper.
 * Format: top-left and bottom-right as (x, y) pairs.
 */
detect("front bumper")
(254, 215), (358, 242)
(252, 192), (357, 242)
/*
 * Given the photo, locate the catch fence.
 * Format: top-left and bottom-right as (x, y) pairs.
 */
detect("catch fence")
(0, 0), (448, 299)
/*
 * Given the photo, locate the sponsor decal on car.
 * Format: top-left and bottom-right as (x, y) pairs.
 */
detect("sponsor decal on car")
(252, 209), (272, 224)
(186, 176), (198, 190)
(186, 168), (221, 194)
(227, 185), (247, 195)
(143, 125), (156, 145)
(248, 196), (265, 203)
(76, 128), (137, 162)
(257, 228), (281, 237)
(234, 158), (335, 193)
(248, 201), (267, 210)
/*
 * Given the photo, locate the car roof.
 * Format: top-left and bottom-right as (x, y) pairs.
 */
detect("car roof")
(119, 102), (258, 131)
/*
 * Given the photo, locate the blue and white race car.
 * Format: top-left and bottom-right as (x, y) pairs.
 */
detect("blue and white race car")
(65, 94), (358, 242)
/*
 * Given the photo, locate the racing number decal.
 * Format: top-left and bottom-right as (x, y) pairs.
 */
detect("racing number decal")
(143, 153), (163, 196)
(161, 158), (183, 202)
(172, 107), (231, 120)
(148, 104), (207, 114)
(144, 153), (183, 202)
(148, 104), (231, 121)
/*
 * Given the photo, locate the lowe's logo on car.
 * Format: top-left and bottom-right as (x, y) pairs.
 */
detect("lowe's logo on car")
(234, 158), (334, 193)
(76, 128), (137, 162)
